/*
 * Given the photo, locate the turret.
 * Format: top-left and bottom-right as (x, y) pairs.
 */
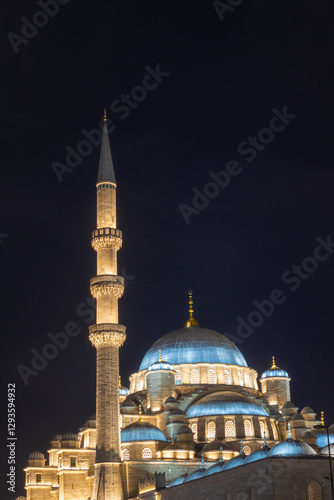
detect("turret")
(260, 357), (291, 413)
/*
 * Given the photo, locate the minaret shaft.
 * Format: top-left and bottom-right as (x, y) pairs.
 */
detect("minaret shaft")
(90, 117), (125, 500)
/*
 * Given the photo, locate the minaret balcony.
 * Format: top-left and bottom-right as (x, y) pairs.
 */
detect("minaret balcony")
(90, 275), (125, 299)
(89, 323), (126, 348)
(91, 227), (122, 251)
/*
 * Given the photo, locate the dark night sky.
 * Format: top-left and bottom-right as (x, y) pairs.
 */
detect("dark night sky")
(1, 0), (334, 497)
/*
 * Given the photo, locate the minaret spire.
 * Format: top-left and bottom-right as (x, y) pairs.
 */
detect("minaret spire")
(184, 290), (199, 328)
(89, 113), (125, 500)
(97, 109), (116, 184)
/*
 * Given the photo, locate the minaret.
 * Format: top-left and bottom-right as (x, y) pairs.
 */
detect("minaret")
(89, 111), (125, 500)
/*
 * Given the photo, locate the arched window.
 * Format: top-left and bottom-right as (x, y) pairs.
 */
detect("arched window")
(122, 448), (130, 461)
(259, 421), (265, 438)
(142, 447), (152, 459)
(191, 423), (198, 441)
(224, 370), (230, 384)
(207, 421), (216, 440)
(271, 421), (278, 440)
(175, 370), (182, 385)
(225, 420), (235, 437)
(308, 480), (323, 500)
(190, 369), (199, 384)
(250, 486), (257, 500)
(244, 419), (252, 437)
(237, 371), (242, 386)
(244, 445), (251, 456)
(208, 369), (215, 384)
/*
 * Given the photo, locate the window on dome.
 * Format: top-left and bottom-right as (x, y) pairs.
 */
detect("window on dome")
(308, 481), (323, 500)
(142, 447), (152, 459)
(244, 419), (253, 437)
(207, 421), (216, 440)
(192, 423), (198, 441)
(122, 448), (130, 461)
(237, 371), (242, 386)
(250, 486), (256, 499)
(244, 445), (251, 456)
(225, 420), (235, 437)
(224, 370), (230, 384)
(36, 474), (41, 483)
(208, 369), (215, 384)
(175, 370), (182, 385)
(190, 369), (199, 384)
(259, 421), (265, 438)
(271, 422), (278, 440)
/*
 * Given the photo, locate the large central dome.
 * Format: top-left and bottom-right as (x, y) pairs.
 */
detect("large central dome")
(139, 326), (247, 370)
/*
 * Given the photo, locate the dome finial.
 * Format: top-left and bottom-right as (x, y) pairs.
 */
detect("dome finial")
(240, 439), (244, 454)
(119, 375), (121, 387)
(271, 356), (277, 369)
(287, 422), (292, 439)
(201, 453), (204, 467)
(263, 431), (267, 447)
(138, 404), (143, 423)
(321, 411), (325, 426)
(184, 290), (199, 328)
(219, 446), (223, 462)
(103, 108), (107, 123)
(158, 349), (162, 362)
(184, 461), (187, 474)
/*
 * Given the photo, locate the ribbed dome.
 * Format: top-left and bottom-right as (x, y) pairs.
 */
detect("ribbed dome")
(268, 438), (316, 457)
(243, 445), (270, 464)
(184, 467), (206, 482)
(62, 432), (78, 441)
(320, 443), (334, 456)
(261, 367), (289, 379)
(202, 441), (230, 452)
(140, 327), (247, 370)
(222, 453), (245, 470)
(202, 461), (224, 476)
(166, 473), (188, 487)
(121, 421), (168, 443)
(51, 434), (62, 441)
(186, 391), (268, 418)
(29, 451), (45, 460)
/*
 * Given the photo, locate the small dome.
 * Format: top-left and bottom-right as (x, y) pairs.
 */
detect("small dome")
(51, 434), (62, 441)
(148, 361), (174, 371)
(291, 413), (305, 421)
(119, 386), (130, 395)
(268, 438), (316, 457)
(62, 432), (78, 441)
(202, 461), (224, 477)
(140, 327), (247, 370)
(165, 397), (177, 404)
(312, 429), (334, 448)
(176, 424), (192, 434)
(121, 421), (168, 443)
(320, 443), (334, 456)
(222, 453), (245, 471)
(121, 399), (136, 407)
(243, 445), (270, 464)
(301, 406), (315, 414)
(202, 441), (230, 452)
(261, 357), (289, 379)
(184, 467), (206, 482)
(186, 391), (268, 418)
(29, 451), (45, 460)
(282, 401), (297, 409)
(166, 473), (188, 487)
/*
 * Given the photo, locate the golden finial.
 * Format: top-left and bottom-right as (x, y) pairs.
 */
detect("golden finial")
(321, 411), (325, 426)
(138, 404), (143, 423)
(271, 356), (277, 369)
(184, 290), (199, 328)
(158, 349), (162, 363)
(103, 108), (107, 123)
(119, 375), (121, 387)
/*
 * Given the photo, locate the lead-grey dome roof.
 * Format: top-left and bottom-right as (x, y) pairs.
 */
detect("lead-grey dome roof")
(140, 326), (247, 370)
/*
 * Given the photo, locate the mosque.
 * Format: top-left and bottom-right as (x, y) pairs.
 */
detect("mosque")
(22, 115), (334, 500)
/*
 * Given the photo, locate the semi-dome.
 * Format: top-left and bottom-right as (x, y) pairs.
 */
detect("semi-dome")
(121, 421), (168, 443)
(261, 357), (289, 379)
(268, 438), (316, 457)
(186, 391), (268, 418)
(29, 451), (45, 460)
(140, 326), (247, 370)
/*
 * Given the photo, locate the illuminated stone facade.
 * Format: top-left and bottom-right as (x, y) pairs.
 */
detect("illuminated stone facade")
(22, 119), (334, 500)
